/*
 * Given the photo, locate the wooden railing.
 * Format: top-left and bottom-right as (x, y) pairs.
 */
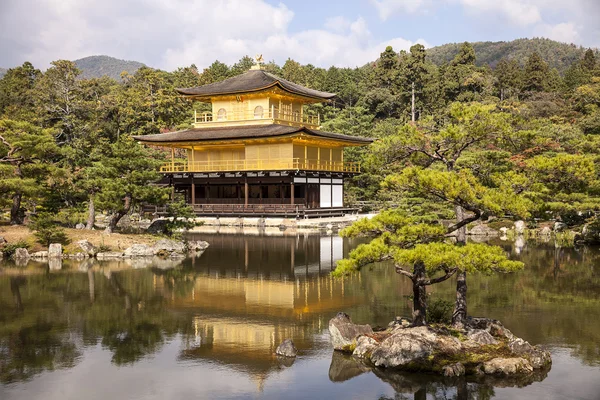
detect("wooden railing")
(194, 107), (320, 127)
(159, 158), (360, 173)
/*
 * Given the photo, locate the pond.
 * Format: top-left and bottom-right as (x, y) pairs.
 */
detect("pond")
(0, 232), (599, 399)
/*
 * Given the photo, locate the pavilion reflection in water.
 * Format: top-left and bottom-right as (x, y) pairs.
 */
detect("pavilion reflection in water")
(154, 233), (364, 388)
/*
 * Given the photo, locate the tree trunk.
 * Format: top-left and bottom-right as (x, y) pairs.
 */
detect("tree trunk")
(412, 261), (427, 326)
(452, 271), (468, 328)
(452, 204), (468, 327)
(105, 194), (132, 234)
(85, 193), (95, 230)
(10, 192), (23, 225)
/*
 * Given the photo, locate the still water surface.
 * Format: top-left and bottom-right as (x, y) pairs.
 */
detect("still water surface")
(1, 232), (599, 399)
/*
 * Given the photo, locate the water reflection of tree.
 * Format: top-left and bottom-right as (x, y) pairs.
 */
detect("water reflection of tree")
(0, 267), (191, 383)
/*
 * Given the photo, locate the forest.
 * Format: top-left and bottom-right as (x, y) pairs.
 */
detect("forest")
(0, 41), (599, 239)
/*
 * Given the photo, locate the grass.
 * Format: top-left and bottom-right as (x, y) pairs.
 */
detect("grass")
(0, 223), (158, 253)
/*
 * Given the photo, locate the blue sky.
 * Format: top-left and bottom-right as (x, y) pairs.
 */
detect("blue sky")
(1, 0), (598, 70)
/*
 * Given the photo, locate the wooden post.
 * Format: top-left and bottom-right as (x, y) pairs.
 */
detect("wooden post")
(191, 145), (195, 171)
(191, 175), (195, 205)
(290, 182), (295, 205)
(171, 146), (175, 171)
(244, 176), (249, 207)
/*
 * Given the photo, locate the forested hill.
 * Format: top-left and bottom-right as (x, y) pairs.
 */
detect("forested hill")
(74, 55), (145, 80)
(427, 38), (598, 73)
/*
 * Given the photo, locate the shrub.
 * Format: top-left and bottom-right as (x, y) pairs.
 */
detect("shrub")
(2, 240), (30, 258)
(162, 196), (200, 237)
(29, 212), (70, 247)
(428, 296), (454, 324)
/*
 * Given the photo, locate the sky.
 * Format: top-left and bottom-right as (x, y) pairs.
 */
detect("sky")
(1, 0), (599, 71)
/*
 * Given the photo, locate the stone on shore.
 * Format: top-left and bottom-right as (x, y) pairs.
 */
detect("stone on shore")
(442, 362), (465, 377)
(514, 220), (526, 234)
(48, 243), (62, 258)
(124, 243), (155, 257)
(275, 339), (298, 358)
(153, 238), (186, 255)
(468, 224), (499, 236)
(75, 223), (85, 230)
(31, 251), (49, 259)
(78, 240), (97, 256)
(97, 251), (124, 259)
(13, 248), (30, 260)
(328, 312), (373, 352)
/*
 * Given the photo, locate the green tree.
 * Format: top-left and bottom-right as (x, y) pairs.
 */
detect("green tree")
(0, 120), (58, 224)
(336, 103), (530, 327)
(95, 137), (169, 233)
(0, 62), (41, 121)
(523, 52), (549, 93)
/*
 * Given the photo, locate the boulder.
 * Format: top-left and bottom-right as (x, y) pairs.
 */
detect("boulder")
(116, 215), (132, 229)
(0, 236), (7, 245)
(388, 316), (411, 329)
(75, 223), (85, 230)
(514, 220), (526, 235)
(369, 326), (461, 369)
(13, 248), (30, 260)
(48, 243), (62, 258)
(147, 219), (169, 235)
(554, 222), (567, 232)
(123, 243), (155, 257)
(96, 251), (124, 259)
(507, 338), (552, 369)
(153, 238), (186, 255)
(275, 339), (297, 358)
(187, 240), (209, 252)
(482, 357), (533, 375)
(539, 227), (552, 236)
(442, 362), (465, 377)
(468, 224), (499, 236)
(77, 240), (97, 256)
(466, 329), (497, 345)
(578, 221), (600, 245)
(328, 312), (373, 352)
(353, 335), (379, 359)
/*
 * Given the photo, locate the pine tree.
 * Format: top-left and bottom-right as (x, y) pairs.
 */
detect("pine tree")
(0, 120), (58, 224)
(523, 52), (549, 93)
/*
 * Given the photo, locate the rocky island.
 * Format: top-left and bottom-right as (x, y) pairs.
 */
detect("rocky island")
(329, 313), (551, 377)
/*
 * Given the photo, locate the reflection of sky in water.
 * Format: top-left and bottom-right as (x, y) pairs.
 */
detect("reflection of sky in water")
(1, 233), (600, 399)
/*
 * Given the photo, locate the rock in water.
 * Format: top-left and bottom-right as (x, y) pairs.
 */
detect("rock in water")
(153, 238), (186, 255)
(329, 312), (373, 352)
(442, 362), (465, 377)
(13, 248), (30, 260)
(48, 243), (62, 258)
(123, 244), (154, 257)
(514, 220), (526, 234)
(468, 224), (498, 236)
(275, 339), (297, 357)
(482, 357), (533, 375)
(78, 240), (97, 256)
(187, 240), (209, 252)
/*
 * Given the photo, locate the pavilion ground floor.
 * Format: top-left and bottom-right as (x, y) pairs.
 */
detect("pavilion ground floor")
(156, 171), (357, 218)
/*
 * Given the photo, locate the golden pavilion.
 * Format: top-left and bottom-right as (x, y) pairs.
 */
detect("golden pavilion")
(134, 57), (372, 217)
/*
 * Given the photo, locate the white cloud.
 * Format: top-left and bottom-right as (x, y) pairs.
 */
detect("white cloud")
(370, 0), (429, 20)
(0, 0), (425, 70)
(535, 22), (580, 44)
(457, 0), (541, 26)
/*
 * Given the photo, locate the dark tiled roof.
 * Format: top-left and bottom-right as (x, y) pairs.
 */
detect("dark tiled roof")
(133, 124), (373, 144)
(176, 69), (336, 100)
